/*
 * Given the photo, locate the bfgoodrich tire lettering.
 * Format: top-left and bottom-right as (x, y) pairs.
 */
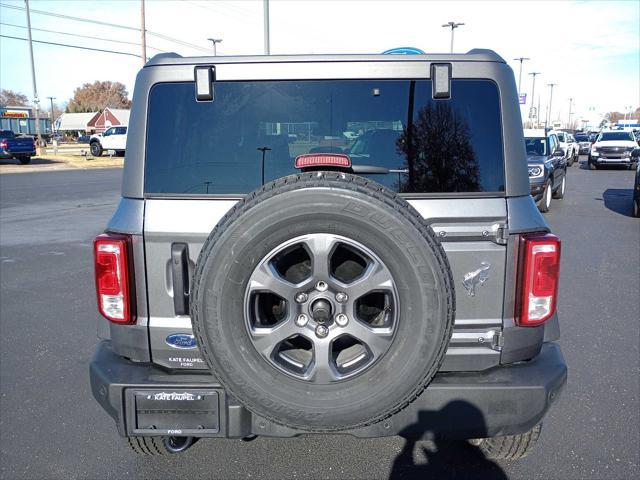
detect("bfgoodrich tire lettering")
(191, 172), (455, 432)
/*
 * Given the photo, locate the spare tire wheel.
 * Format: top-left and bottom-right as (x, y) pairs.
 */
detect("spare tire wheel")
(191, 172), (455, 431)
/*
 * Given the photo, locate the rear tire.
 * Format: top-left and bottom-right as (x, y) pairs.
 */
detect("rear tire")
(90, 141), (103, 157)
(125, 436), (196, 455)
(191, 172), (455, 432)
(470, 423), (542, 460)
(18, 156), (31, 165)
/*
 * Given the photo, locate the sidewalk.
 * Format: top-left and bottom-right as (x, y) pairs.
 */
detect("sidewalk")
(0, 153), (123, 174)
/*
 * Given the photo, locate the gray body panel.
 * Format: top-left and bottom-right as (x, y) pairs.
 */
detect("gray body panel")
(103, 51), (553, 374)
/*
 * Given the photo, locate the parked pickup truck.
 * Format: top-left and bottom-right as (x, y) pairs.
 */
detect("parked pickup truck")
(89, 126), (127, 157)
(0, 130), (36, 164)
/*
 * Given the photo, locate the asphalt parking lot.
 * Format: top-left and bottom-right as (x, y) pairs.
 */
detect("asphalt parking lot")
(1, 160), (638, 480)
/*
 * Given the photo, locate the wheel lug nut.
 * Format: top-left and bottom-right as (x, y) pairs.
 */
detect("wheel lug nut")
(335, 314), (349, 327)
(316, 281), (328, 292)
(315, 325), (329, 338)
(295, 314), (308, 327)
(295, 292), (308, 303)
(335, 292), (348, 303)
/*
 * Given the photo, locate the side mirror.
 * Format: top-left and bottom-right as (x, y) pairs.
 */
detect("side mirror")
(631, 148), (640, 159)
(553, 147), (565, 157)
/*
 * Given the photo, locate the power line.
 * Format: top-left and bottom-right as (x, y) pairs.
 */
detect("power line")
(0, 21), (166, 52)
(0, 2), (210, 53)
(0, 2), (139, 31)
(1, 34), (142, 58)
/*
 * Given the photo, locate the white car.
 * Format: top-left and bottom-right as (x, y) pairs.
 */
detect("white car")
(588, 130), (639, 170)
(89, 126), (127, 157)
(550, 131), (578, 167)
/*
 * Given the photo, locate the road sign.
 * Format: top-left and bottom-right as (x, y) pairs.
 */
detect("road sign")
(519, 94), (527, 105)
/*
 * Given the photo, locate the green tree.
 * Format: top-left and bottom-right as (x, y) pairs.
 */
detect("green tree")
(66, 81), (131, 113)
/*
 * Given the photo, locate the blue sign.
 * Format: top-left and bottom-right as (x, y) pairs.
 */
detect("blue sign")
(382, 47), (426, 55)
(519, 94), (527, 105)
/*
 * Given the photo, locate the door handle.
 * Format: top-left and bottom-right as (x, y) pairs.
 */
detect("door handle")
(171, 243), (190, 315)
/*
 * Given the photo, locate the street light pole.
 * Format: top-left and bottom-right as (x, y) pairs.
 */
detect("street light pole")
(207, 38), (222, 55)
(528, 72), (541, 126)
(567, 97), (573, 129)
(546, 83), (557, 127)
(47, 96), (56, 133)
(24, 0), (42, 148)
(441, 21), (464, 53)
(513, 57), (530, 94)
(263, 0), (270, 55)
(141, 0), (147, 64)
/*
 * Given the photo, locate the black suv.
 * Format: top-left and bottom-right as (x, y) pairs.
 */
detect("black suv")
(90, 50), (567, 458)
(524, 130), (567, 212)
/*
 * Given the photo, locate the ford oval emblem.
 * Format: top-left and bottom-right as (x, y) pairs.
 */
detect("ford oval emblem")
(165, 334), (197, 349)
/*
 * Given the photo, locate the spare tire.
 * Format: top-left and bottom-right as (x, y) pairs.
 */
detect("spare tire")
(191, 172), (455, 432)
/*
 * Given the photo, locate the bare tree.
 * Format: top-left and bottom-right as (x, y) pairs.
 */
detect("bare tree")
(66, 81), (132, 113)
(0, 89), (30, 106)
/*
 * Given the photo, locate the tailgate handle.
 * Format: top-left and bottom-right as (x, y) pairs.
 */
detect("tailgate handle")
(171, 243), (190, 315)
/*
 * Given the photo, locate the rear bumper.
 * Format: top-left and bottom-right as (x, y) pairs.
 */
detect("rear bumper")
(90, 340), (567, 440)
(0, 150), (35, 158)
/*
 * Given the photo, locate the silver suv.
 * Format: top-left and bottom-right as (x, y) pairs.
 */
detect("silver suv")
(90, 50), (567, 458)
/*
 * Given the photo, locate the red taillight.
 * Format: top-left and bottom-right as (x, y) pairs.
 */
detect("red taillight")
(294, 153), (352, 169)
(93, 233), (135, 324)
(516, 233), (561, 326)
(0, 140), (7, 149)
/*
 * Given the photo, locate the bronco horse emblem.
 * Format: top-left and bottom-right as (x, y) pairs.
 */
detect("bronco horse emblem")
(462, 262), (491, 297)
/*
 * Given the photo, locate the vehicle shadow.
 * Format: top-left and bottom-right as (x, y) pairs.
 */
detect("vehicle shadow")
(602, 188), (635, 217)
(389, 401), (507, 480)
(0, 157), (63, 166)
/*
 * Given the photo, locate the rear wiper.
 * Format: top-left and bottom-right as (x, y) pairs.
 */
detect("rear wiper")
(351, 166), (408, 175)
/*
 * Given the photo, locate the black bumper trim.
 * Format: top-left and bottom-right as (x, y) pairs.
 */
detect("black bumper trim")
(90, 341), (567, 439)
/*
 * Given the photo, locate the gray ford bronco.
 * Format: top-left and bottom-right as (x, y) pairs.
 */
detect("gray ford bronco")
(90, 49), (567, 457)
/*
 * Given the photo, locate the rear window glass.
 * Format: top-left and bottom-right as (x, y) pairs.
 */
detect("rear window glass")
(145, 79), (504, 195)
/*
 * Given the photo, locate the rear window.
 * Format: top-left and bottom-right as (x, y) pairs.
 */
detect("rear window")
(575, 134), (589, 141)
(145, 79), (504, 195)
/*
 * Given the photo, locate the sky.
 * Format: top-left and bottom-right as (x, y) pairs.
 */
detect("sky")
(1, 0), (638, 125)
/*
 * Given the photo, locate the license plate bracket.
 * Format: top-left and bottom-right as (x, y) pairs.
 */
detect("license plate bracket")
(130, 389), (220, 435)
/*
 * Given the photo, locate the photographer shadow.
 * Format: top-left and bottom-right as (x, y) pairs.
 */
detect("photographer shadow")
(389, 401), (508, 480)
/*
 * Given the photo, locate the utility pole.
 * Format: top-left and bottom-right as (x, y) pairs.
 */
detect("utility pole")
(47, 96), (56, 132)
(24, 0), (42, 148)
(513, 57), (530, 94)
(567, 97), (573, 129)
(442, 21), (464, 53)
(207, 38), (222, 55)
(546, 83), (557, 127)
(141, 0), (147, 64)
(528, 72), (541, 125)
(263, 0), (270, 55)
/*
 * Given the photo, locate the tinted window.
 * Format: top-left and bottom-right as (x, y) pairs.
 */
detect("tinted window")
(575, 134), (589, 141)
(599, 131), (635, 141)
(145, 80), (504, 195)
(556, 132), (565, 141)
